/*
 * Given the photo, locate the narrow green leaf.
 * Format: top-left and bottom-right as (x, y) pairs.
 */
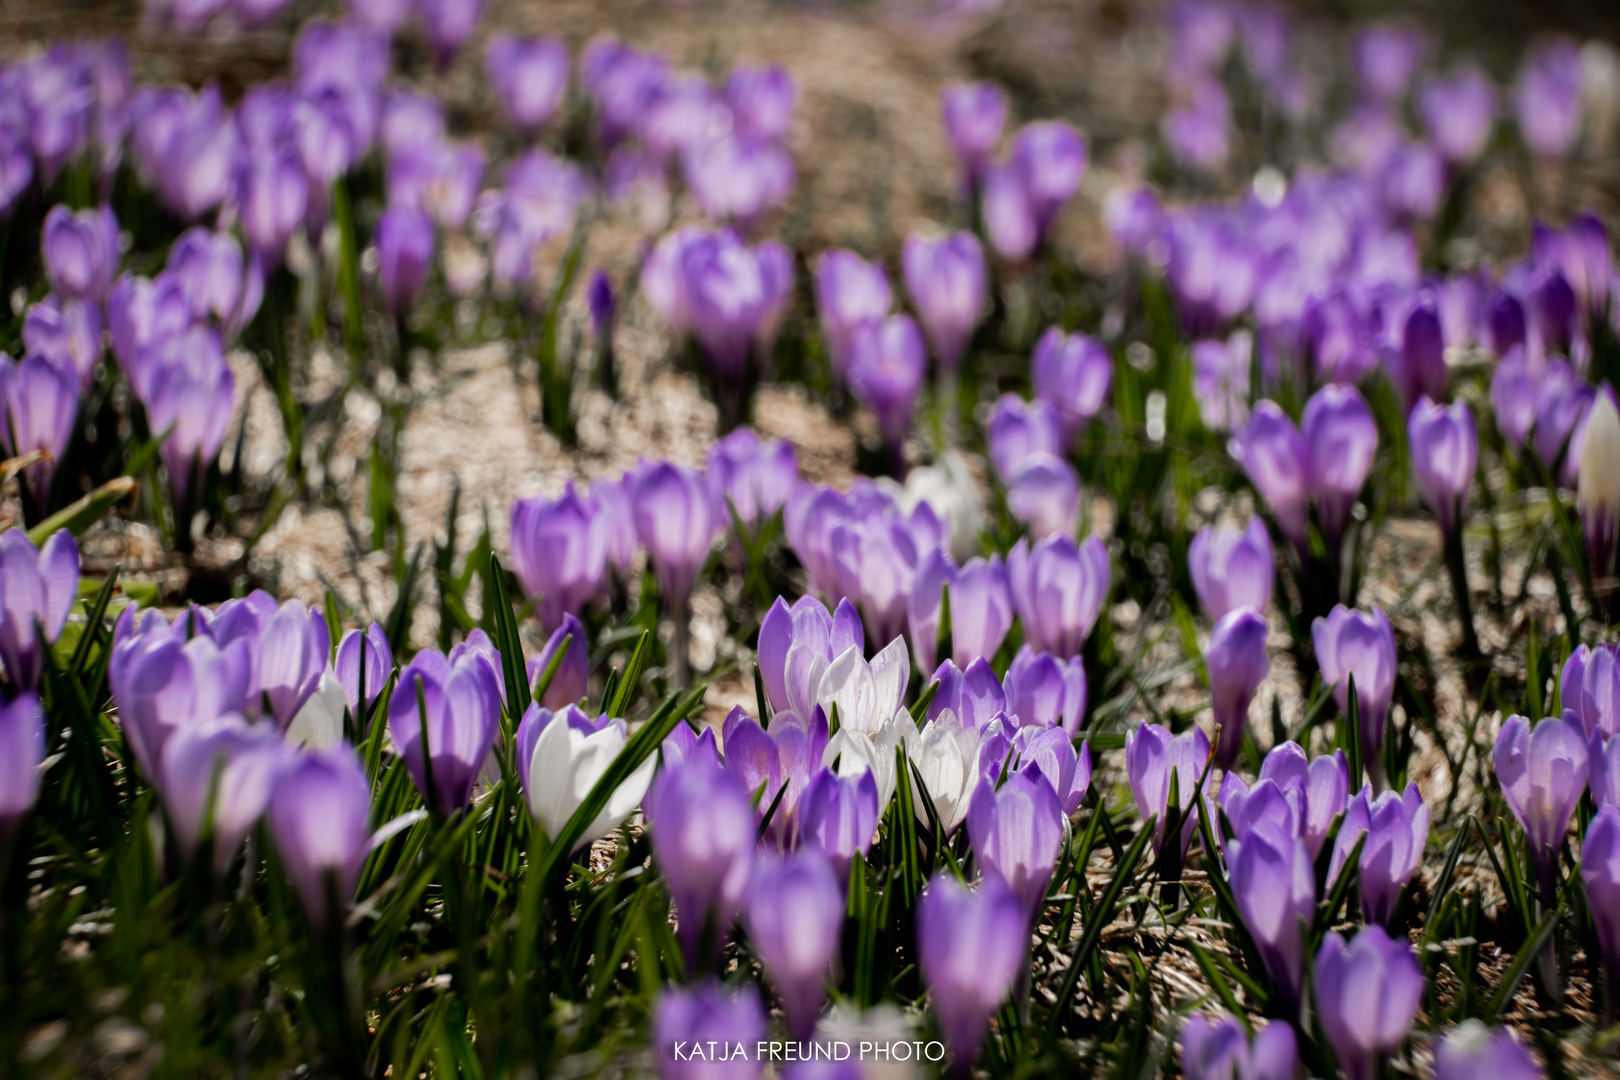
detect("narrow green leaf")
(486, 554), (533, 721)
(607, 630), (651, 719)
(909, 679), (939, 723)
(1313, 832), (1366, 942)
(26, 476), (137, 545)
(1048, 814), (1156, 1031)
(1482, 906), (1560, 1024)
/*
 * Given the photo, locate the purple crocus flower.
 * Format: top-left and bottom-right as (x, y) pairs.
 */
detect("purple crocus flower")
(985, 121), (1086, 259)
(631, 461), (717, 617)
(1495, 713), (1588, 900)
(1591, 730), (1620, 806)
(590, 474), (639, 577)
(1315, 926), (1425, 1080)
(1302, 383), (1378, 553)
(0, 693), (46, 844)
(417, 0), (484, 68)
(387, 138), (484, 230)
(647, 758), (757, 968)
(1006, 534), (1110, 659)
(847, 314), (927, 463)
(1533, 359), (1594, 475)
(653, 981), (766, 1080)
(707, 428), (798, 531)
(967, 770), (1064, 921)
(23, 295), (101, 389)
(926, 657), (1009, 732)
(1229, 401), (1309, 551)
(526, 612), (589, 711)
(1389, 297), (1448, 410)
(799, 767), (879, 882)
(1181, 1016), (1298, 1080)
(1191, 331), (1252, 434)
(902, 232), (985, 376)
(1432, 1021), (1543, 1080)
(167, 228), (261, 337)
(387, 648), (503, 814)
(683, 136), (796, 231)
(1220, 741), (1351, 859)
(142, 84), (241, 222)
(814, 250), (892, 386)
(1564, 643), (1620, 741)
(1206, 608), (1269, 770)
(160, 715), (290, 869)
(1189, 517), (1273, 620)
(0, 352), (78, 507)
(1006, 452), (1081, 542)
(509, 482), (609, 632)
(1001, 646), (1086, 735)
(745, 850), (844, 1038)
(267, 746), (373, 926)
(916, 873), (1027, 1070)
(986, 394), (1066, 482)
(110, 622), (252, 783)
(1229, 827), (1315, 1011)
(376, 206), (434, 317)
(42, 203), (118, 301)
(1491, 349), (1537, 449)
(486, 36), (569, 132)
(108, 273), (190, 382)
(907, 550), (1012, 675)
(1583, 805), (1620, 1023)
(1516, 38), (1584, 159)
(256, 599), (330, 730)
(941, 81), (1006, 190)
(335, 623), (391, 723)
(678, 230), (770, 379)
(1421, 67), (1497, 165)
(586, 271), (616, 343)
(726, 66), (796, 142)
(1313, 605), (1397, 774)
(238, 150), (309, 263)
(1031, 327), (1112, 443)
(141, 326), (236, 505)
(1409, 397), (1477, 540)
(1329, 782), (1430, 925)
(757, 595), (864, 719)
(1163, 83), (1231, 171)
(1126, 721), (1210, 858)
(1353, 24), (1427, 103)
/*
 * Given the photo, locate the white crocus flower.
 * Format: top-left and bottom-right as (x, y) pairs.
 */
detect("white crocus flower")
(824, 706), (910, 812)
(285, 671), (346, 750)
(905, 708), (981, 834)
(526, 716), (656, 849)
(817, 637), (909, 736)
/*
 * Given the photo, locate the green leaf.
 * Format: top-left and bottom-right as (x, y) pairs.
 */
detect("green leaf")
(1047, 814), (1155, 1031)
(1188, 942), (1252, 1035)
(1482, 905), (1560, 1024)
(1422, 825), (1473, 947)
(384, 542), (425, 655)
(607, 630), (652, 719)
(25, 476), (137, 545)
(486, 553), (533, 723)
(1313, 831), (1366, 943)
(909, 679), (939, 723)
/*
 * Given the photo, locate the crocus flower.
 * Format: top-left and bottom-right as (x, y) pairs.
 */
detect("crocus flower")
(0, 352), (78, 506)
(726, 65), (795, 141)
(683, 137), (796, 231)
(509, 482), (609, 632)
(376, 206), (434, 318)
(1126, 721), (1210, 857)
(907, 551), (1012, 675)
(826, 511), (922, 649)
(0, 529), (80, 693)
(0, 693), (46, 845)
(632, 461), (717, 618)
(256, 599), (331, 730)
(1218, 741), (1351, 859)
(799, 765), (880, 882)
(335, 623), (392, 724)
(902, 232), (985, 375)
(983, 121), (1087, 259)
(1315, 926), (1425, 1080)
(1229, 401), (1309, 550)
(941, 81), (1006, 190)
(1228, 827), (1315, 1011)
(1006, 534), (1110, 659)
(1409, 397), (1478, 540)
(707, 428), (799, 531)
(1583, 805), (1620, 1022)
(1191, 330), (1252, 434)
(1491, 350), (1538, 450)
(1533, 360), (1594, 475)
(107, 273), (190, 381)
(42, 203), (118, 301)
(1006, 453), (1082, 542)
(238, 150), (309, 263)
(745, 850), (843, 1039)
(1302, 384), (1378, 554)
(1181, 1016), (1298, 1080)
(1516, 38), (1584, 159)
(1432, 1021), (1543, 1080)
(1421, 67), (1497, 165)
(647, 759), (757, 968)
(387, 649), (503, 814)
(908, 708), (984, 834)
(847, 315), (927, 464)
(653, 981), (766, 1080)
(1163, 83), (1231, 170)
(1206, 608), (1269, 769)
(986, 394), (1066, 482)
(417, 0), (483, 67)
(110, 624), (249, 783)
(1579, 392), (1620, 579)
(1011, 724), (1092, 815)
(673, 230), (770, 378)
(1353, 23), (1426, 102)
(268, 746), (373, 926)
(1495, 713), (1588, 900)
(1563, 643), (1620, 740)
(814, 250), (892, 385)
(757, 595), (864, 720)
(967, 770), (1064, 921)
(1390, 298), (1448, 409)
(527, 613), (588, 711)
(486, 35), (569, 132)
(916, 873), (1026, 1069)
(723, 705), (828, 845)
(1188, 517), (1273, 621)
(1329, 782), (1430, 925)
(24, 295), (103, 389)
(141, 326), (236, 505)
(387, 138), (484, 230)
(1001, 646), (1086, 735)
(587, 270), (615, 338)
(1313, 605), (1397, 772)
(925, 657), (1008, 732)
(160, 715), (290, 869)
(1031, 327), (1112, 443)
(519, 703), (655, 849)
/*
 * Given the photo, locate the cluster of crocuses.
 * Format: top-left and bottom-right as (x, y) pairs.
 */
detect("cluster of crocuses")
(646, 585), (1095, 1071)
(3, 201), (247, 523)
